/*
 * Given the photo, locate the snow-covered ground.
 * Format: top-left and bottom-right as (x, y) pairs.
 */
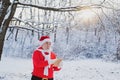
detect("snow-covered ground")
(0, 57), (120, 80)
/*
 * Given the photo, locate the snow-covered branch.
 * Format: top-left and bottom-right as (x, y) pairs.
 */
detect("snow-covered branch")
(13, 17), (38, 30)
(15, 1), (120, 12)
(11, 17), (56, 32)
(16, 2), (103, 12)
(9, 25), (54, 33)
(12, 17), (59, 29)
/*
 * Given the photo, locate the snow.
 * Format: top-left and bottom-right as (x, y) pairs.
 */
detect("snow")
(0, 57), (120, 80)
(10, 0), (14, 3)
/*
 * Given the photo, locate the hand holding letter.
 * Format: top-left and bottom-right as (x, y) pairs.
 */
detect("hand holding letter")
(53, 58), (62, 67)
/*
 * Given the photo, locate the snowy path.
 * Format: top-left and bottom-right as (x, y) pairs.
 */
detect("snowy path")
(0, 57), (120, 80)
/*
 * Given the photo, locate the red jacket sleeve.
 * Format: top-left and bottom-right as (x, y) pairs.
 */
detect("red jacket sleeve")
(32, 50), (48, 67)
(53, 66), (61, 71)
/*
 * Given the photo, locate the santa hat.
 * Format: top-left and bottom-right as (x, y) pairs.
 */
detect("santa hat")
(39, 36), (52, 46)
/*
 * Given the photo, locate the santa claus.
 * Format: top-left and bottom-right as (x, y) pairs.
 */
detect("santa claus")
(31, 36), (62, 80)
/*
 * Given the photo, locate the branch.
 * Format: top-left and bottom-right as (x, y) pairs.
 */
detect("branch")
(9, 25), (37, 32)
(11, 17), (56, 32)
(12, 17), (63, 27)
(9, 25), (54, 33)
(100, 0), (106, 5)
(16, 2), (71, 12)
(12, 17), (38, 30)
(17, 1), (120, 12)
(16, 2), (102, 12)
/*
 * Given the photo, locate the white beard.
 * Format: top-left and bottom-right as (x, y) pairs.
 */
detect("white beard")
(44, 47), (52, 53)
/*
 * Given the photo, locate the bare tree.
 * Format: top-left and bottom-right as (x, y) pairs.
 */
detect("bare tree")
(1, 0), (117, 60)
(0, 0), (18, 60)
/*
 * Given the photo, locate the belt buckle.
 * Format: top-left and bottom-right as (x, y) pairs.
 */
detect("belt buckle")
(42, 78), (48, 80)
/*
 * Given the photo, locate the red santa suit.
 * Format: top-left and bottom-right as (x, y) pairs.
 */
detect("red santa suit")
(32, 47), (61, 79)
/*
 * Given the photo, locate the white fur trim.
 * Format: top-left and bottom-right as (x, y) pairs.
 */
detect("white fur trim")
(40, 39), (52, 46)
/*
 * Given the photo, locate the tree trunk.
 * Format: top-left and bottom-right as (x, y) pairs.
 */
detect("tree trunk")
(116, 40), (120, 60)
(0, 0), (18, 60)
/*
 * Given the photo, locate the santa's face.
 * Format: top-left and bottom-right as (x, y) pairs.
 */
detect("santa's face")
(42, 42), (51, 51)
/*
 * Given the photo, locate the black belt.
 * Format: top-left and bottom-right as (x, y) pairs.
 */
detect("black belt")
(31, 75), (53, 80)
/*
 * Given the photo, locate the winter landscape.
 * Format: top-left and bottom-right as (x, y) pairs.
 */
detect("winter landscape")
(0, 0), (120, 80)
(0, 57), (120, 80)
